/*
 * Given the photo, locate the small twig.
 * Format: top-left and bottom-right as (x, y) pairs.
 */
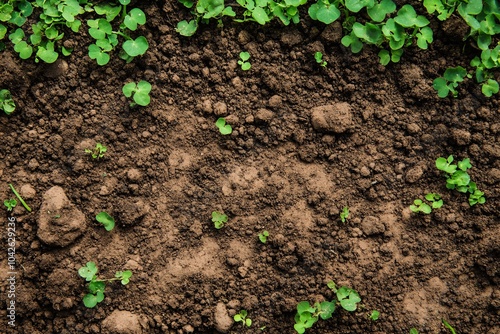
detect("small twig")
(9, 184), (32, 212)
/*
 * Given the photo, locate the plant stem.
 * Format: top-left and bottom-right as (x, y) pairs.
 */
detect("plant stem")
(9, 184), (32, 212)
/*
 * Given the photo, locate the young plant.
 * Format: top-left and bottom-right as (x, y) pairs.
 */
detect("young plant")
(340, 206), (349, 223)
(236, 0), (306, 26)
(96, 211), (115, 231)
(314, 51), (327, 67)
(9, 183), (31, 212)
(410, 329), (419, 334)
(258, 230), (269, 243)
(234, 310), (252, 327)
(238, 51), (251, 70)
(4, 198), (17, 211)
(294, 300), (335, 334)
(85, 143), (107, 159)
(122, 80), (151, 107)
(212, 211), (228, 229)
(327, 281), (361, 311)
(442, 319), (457, 334)
(78, 261), (132, 308)
(369, 309), (380, 321)
(176, 0), (236, 36)
(87, 1), (148, 65)
(410, 193), (443, 214)
(433, 66), (471, 98)
(0, 89), (15, 115)
(215, 117), (232, 135)
(436, 155), (486, 206)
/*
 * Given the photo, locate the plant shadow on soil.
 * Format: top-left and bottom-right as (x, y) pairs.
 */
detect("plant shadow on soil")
(0, 1), (499, 334)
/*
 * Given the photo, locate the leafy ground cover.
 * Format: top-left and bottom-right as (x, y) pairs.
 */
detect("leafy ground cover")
(0, 0), (499, 333)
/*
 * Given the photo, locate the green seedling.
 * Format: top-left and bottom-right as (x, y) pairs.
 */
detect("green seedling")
(410, 193), (443, 214)
(234, 310), (252, 327)
(258, 230), (269, 243)
(238, 51), (251, 70)
(294, 300), (336, 334)
(340, 206), (349, 223)
(96, 211), (115, 231)
(176, 0), (236, 36)
(327, 281), (361, 311)
(236, 0), (306, 26)
(87, 2), (148, 65)
(9, 183), (31, 212)
(369, 309), (380, 321)
(212, 211), (228, 229)
(436, 155), (486, 206)
(433, 66), (471, 98)
(410, 329), (419, 334)
(85, 142), (107, 159)
(0, 89), (16, 115)
(314, 51), (327, 67)
(78, 261), (132, 308)
(442, 319), (457, 334)
(215, 117), (232, 135)
(122, 80), (151, 107)
(4, 199), (17, 211)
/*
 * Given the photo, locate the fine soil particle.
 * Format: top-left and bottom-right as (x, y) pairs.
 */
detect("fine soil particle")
(0, 1), (499, 334)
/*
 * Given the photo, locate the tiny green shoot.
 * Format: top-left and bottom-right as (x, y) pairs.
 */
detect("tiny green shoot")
(410, 199), (432, 214)
(4, 199), (17, 211)
(369, 310), (380, 321)
(78, 261), (132, 308)
(238, 51), (251, 70)
(258, 230), (269, 243)
(9, 183), (31, 212)
(85, 142), (107, 159)
(215, 117), (232, 135)
(314, 51), (327, 67)
(212, 211), (228, 229)
(0, 89), (16, 115)
(410, 329), (419, 334)
(327, 281), (362, 311)
(96, 211), (115, 231)
(122, 80), (151, 107)
(340, 206), (349, 222)
(234, 309), (252, 327)
(442, 319), (457, 334)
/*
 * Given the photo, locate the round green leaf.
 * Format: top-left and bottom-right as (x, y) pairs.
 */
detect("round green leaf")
(124, 8), (146, 31)
(122, 36), (148, 57)
(482, 79), (499, 97)
(96, 211), (115, 231)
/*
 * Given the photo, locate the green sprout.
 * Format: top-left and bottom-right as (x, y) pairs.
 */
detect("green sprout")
(96, 211), (115, 231)
(78, 261), (132, 308)
(215, 117), (232, 135)
(433, 66), (471, 98)
(238, 51), (251, 70)
(442, 319), (457, 334)
(436, 155), (486, 206)
(212, 211), (228, 229)
(327, 281), (362, 312)
(410, 329), (419, 334)
(4, 199), (17, 211)
(410, 193), (443, 214)
(340, 206), (349, 223)
(314, 51), (327, 67)
(9, 183), (31, 212)
(258, 230), (269, 243)
(0, 89), (16, 115)
(234, 310), (252, 327)
(122, 80), (151, 107)
(369, 310), (380, 321)
(85, 143), (107, 159)
(176, 0), (235, 36)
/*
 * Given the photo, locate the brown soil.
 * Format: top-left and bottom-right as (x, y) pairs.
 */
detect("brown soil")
(1, 1), (499, 334)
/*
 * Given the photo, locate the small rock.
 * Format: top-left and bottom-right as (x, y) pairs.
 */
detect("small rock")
(20, 184), (36, 199)
(280, 31), (303, 46)
(405, 166), (423, 183)
(320, 22), (342, 42)
(487, 168), (500, 184)
(213, 102), (227, 116)
(44, 59), (68, 78)
(451, 129), (471, 145)
(310, 103), (354, 133)
(214, 302), (233, 333)
(237, 30), (252, 44)
(360, 216), (385, 236)
(406, 123), (421, 134)
(255, 108), (274, 123)
(127, 168), (142, 182)
(37, 186), (85, 247)
(360, 166), (370, 177)
(102, 310), (145, 334)
(268, 95), (282, 108)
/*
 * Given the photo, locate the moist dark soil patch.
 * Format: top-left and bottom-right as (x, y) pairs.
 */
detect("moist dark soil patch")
(1, 1), (499, 334)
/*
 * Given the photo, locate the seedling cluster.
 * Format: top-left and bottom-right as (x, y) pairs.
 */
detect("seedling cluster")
(4, 198), (17, 211)
(122, 80), (152, 107)
(78, 261), (132, 308)
(340, 206), (349, 223)
(410, 193), (443, 214)
(238, 51), (251, 70)
(0, 89), (16, 115)
(85, 142), (107, 159)
(258, 230), (269, 243)
(294, 281), (361, 333)
(212, 211), (228, 229)
(436, 155), (486, 206)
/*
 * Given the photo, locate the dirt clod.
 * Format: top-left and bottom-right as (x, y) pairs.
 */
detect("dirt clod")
(310, 103), (354, 133)
(101, 310), (145, 334)
(214, 302), (233, 333)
